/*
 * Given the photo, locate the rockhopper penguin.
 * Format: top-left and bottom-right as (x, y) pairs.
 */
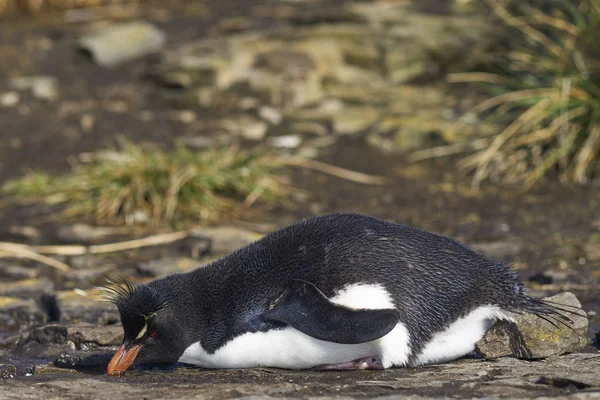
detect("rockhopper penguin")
(104, 213), (568, 376)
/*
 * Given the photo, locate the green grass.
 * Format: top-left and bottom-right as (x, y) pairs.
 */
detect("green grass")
(2, 139), (289, 226)
(448, 0), (600, 188)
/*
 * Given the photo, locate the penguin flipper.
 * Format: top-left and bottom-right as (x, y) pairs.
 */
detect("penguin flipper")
(263, 279), (399, 344)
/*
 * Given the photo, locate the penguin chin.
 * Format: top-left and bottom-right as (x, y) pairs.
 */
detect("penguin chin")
(107, 343), (141, 377)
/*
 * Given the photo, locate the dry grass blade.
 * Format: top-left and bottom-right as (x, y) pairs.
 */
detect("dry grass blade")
(573, 124), (600, 183)
(407, 138), (492, 162)
(0, 242), (70, 271)
(486, 0), (564, 58)
(281, 157), (390, 185)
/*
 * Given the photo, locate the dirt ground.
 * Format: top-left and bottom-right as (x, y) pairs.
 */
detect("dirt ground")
(0, 0), (599, 398)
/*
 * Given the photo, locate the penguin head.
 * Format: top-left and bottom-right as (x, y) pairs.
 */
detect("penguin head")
(102, 279), (188, 376)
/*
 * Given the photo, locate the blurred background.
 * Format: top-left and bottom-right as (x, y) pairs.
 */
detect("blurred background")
(0, 0), (598, 377)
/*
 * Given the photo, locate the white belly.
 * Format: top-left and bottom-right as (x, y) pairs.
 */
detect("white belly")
(414, 305), (514, 366)
(179, 283), (412, 369)
(179, 322), (410, 369)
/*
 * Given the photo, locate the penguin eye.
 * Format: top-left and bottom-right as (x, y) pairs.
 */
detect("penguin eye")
(148, 331), (157, 339)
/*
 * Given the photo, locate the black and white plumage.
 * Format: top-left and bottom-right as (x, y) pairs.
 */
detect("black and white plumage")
(105, 213), (565, 375)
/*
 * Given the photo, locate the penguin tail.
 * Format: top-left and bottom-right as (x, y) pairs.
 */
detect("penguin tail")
(511, 295), (588, 331)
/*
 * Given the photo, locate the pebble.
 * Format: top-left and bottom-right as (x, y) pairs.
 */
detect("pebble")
(258, 106), (283, 125)
(271, 134), (302, 149)
(11, 76), (58, 100)
(0, 91), (19, 107)
(78, 21), (166, 67)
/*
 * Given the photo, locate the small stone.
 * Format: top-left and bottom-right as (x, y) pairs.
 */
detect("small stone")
(11, 76), (58, 100)
(271, 134), (302, 149)
(332, 106), (381, 135)
(221, 116), (268, 141)
(290, 121), (329, 136)
(173, 110), (196, 124)
(239, 97), (260, 110)
(259, 106), (282, 125)
(80, 113), (94, 133)
(476, 292), (589, 360)
(8, 225), (41, 242)
(66, 323), (123, 347)
(0, 91), (19, 107)
(78, 21), (166, 67)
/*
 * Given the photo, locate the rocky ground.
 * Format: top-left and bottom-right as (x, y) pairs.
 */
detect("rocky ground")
(0, 0), (599, 398)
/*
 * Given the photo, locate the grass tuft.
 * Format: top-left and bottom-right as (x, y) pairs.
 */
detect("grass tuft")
(449, 0), (600, 188)
(2, 139), (289, 226)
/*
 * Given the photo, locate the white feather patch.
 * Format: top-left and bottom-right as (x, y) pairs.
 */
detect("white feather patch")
(179, 283), (411, 369)
(414, 305), (514, 366)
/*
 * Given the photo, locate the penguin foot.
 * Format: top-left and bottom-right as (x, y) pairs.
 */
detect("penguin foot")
(314, 357), (383, 371)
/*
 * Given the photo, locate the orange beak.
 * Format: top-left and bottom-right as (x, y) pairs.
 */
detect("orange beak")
(107, 344), (141, 377)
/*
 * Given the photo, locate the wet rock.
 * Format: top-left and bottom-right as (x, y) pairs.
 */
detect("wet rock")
(28, 323), (122, 348)
(476, 292), (589, 360)
(67, 323), (122, 348)
(10, 76), (58, 100)
(0, 297), (44, 332)
(78, 21), (166, 67)
(28, 325), (68, 345)
(189, 226), (262, 255)
(470, 240), (522, 261)
(136, 257), (206, 278)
